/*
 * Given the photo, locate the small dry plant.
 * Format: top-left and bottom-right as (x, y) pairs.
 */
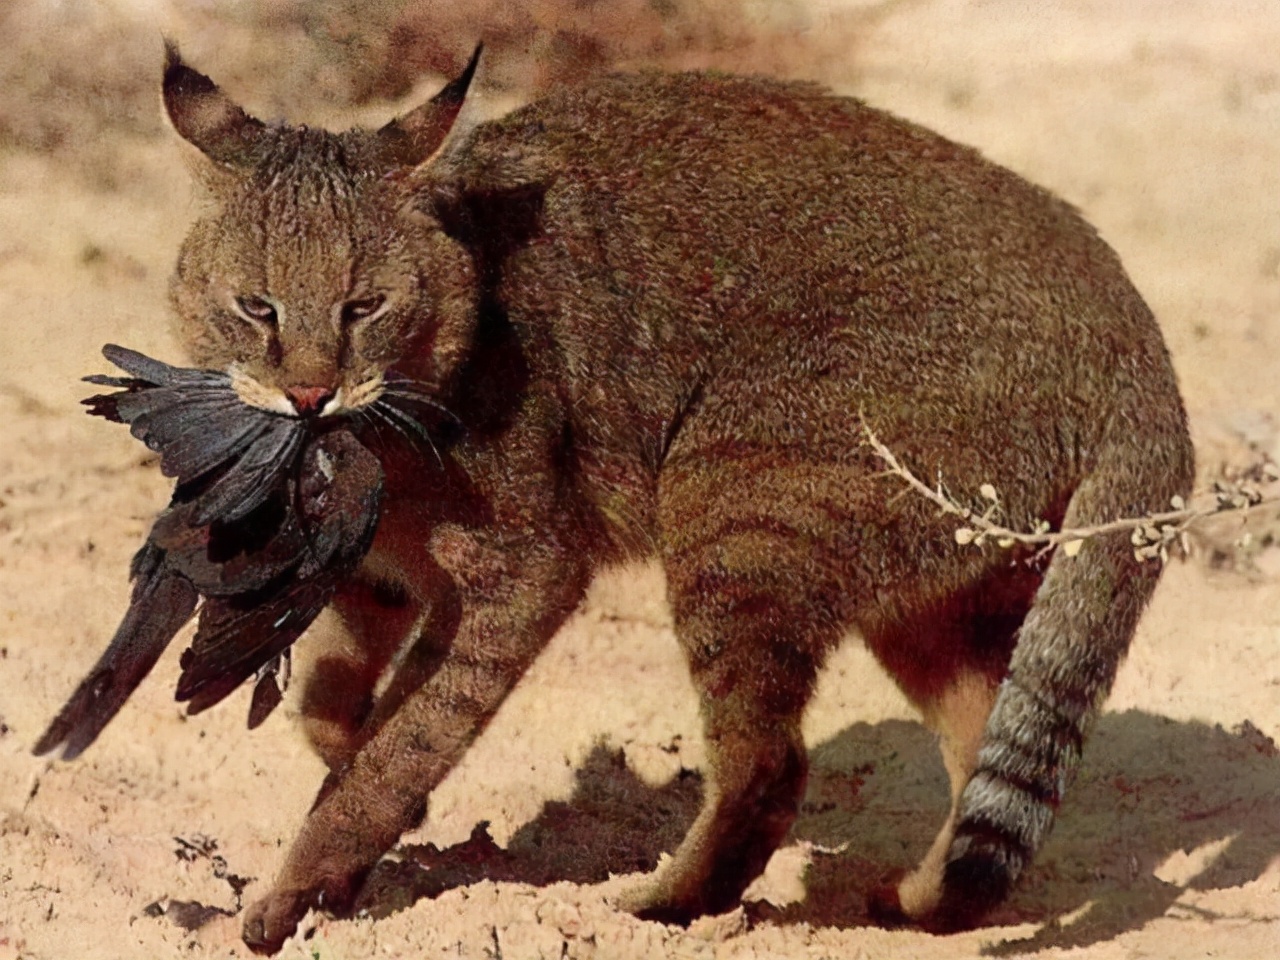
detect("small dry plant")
(862, 420), (1280, 566)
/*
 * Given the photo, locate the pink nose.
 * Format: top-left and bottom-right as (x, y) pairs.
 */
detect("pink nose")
(285, 385), (335, 415)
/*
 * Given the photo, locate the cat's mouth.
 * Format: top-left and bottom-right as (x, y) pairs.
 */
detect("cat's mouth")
(228, 367), (385, 420)
(225, 366), (456, 454)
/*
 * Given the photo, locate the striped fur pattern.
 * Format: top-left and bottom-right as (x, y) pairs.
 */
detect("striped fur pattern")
(157, 47), (1194, 953)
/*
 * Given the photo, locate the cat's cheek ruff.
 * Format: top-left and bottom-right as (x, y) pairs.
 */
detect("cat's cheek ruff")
(228, 366), (297, 417)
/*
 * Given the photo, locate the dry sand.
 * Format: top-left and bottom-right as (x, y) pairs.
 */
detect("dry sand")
(1, 1), (1278, 957)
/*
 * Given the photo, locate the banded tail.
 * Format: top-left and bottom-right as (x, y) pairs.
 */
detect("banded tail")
(935, 434), (1192, 925)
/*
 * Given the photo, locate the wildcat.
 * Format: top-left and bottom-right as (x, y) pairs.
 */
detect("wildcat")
(149, 43), (1193, 952)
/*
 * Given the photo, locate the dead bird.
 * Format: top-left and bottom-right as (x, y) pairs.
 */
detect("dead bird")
(33, 345), (384, 759)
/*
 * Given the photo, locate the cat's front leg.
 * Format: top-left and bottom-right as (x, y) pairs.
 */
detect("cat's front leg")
(242, 525), (590, 954)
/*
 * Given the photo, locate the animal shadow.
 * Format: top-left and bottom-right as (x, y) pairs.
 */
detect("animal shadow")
(354, 746), (703, 918)
(353, 711), (1280, 952)
(781, 710), (1280, 952)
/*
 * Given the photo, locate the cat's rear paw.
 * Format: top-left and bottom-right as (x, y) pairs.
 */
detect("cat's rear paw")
(868, 852), (1011, 934)
(898, 826), (1022, 934)
(925, 845), (1014, 932)
(866, 879), (912, 928)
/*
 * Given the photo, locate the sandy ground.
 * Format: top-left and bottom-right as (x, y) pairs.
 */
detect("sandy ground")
(2, 1), (1279, 957)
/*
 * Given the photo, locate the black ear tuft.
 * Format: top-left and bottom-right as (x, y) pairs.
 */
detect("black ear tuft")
(434, 42), (484, 111)
(375, 42), (484, 170)
(162, 38), (189, 88)
(162, 38), (266, 169)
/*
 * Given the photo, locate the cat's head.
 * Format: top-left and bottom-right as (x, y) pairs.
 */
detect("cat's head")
(163, 42), (483, 419)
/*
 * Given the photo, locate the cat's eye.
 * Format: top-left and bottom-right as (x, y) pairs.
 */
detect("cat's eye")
(341, 294), (387, 326)
(235, 295), (278, 327)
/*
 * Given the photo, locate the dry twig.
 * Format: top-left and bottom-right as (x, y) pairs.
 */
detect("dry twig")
(861, 420), (1280, 563)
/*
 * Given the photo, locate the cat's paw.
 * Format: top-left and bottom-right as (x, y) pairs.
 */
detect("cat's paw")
(241, 874), (361, 956)
(242, 887), (317, 955)
(614, 875), (729, 927)
(925, 846), (1014, 933)
(866, 879), (913, 928)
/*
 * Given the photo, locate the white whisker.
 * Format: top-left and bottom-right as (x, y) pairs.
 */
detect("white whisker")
(374, 399), (444, 468)
(378, 380), (463, 427)
(321, 375), (384, 417)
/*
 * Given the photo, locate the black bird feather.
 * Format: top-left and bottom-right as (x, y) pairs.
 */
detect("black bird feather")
(33, 346), (384, 759)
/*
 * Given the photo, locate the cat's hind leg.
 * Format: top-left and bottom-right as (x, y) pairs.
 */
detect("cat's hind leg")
(624, 451), (852, 923)
(861, 573), (1035, 925)
(874, 669), (999, 922)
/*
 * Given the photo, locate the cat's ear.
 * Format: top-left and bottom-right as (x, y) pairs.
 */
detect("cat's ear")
(375, 43), (483, 172)
(162, 40), (266, 178)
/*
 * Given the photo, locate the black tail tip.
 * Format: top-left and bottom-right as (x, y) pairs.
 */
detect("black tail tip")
(929, 833), (1022, 932)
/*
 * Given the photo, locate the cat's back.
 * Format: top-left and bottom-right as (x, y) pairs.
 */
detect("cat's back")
(465, 68), (1106, 285)
(459, 70), (1178, 420)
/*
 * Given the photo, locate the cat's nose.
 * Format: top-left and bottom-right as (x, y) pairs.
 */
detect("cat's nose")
(285, 385), (335, 416)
